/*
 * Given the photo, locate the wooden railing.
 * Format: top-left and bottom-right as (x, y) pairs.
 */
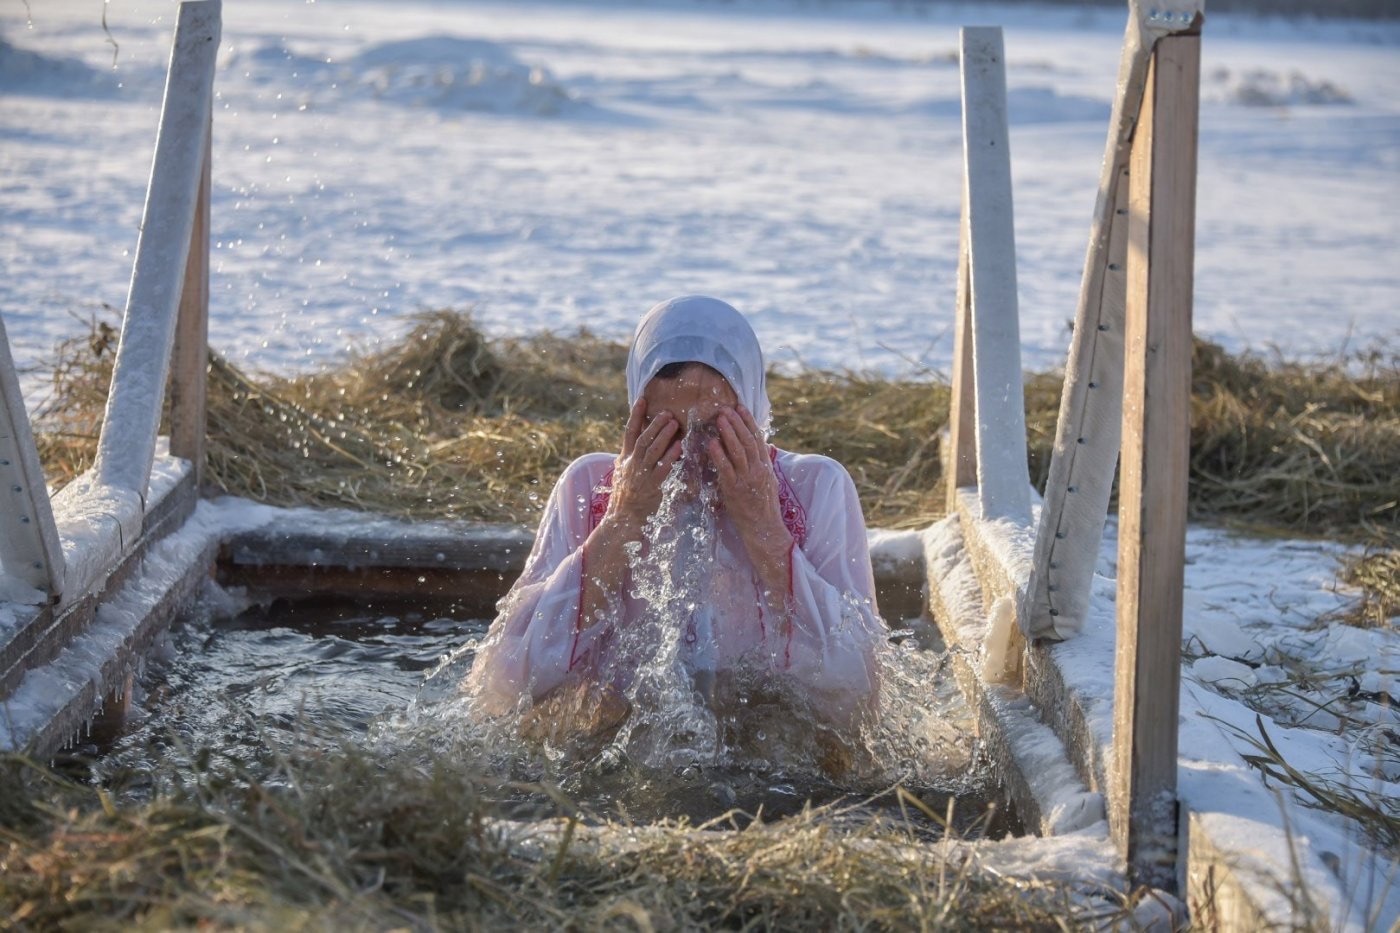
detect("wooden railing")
(0, 317), (64, 594)
(946, 1), (1202, 890)
(946, 27), (1032, 529)
(0, 0), (218, 601)
(94, 0), (218, 502)
(0, 0), (220, 758)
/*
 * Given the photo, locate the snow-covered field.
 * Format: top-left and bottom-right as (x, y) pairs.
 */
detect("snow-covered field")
(2, 0), (1397, 397)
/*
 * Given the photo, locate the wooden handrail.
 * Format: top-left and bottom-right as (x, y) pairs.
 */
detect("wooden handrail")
(169, 123), (212, 488)
(1024, 0), (1204, 641)
(950, 27), (1031, 527)
(1112, 24), (1201, 890)
(0, 314), (64, 595)
(947, 2), (1203, 892)
(93, 0), (220, 501)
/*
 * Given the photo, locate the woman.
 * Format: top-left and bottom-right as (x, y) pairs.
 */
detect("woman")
(467, 296), (883, 748)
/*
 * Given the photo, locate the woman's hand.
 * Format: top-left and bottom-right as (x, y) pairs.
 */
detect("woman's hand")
(710, 405), (792, 599)
(608, 397), (682, 532)
(581, 399), (681, 630)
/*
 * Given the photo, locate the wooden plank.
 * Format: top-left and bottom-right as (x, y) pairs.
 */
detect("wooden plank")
(1023, 167), (1130, 640)
(0, 468), (196, 700)
(0, 512), (214, 759)
(169, 121), (211, 486)
(94, 0), (221, 501)
(1024, 1), (1204, 642)
(923, 515), (1104, 837)
(958, 27), (1030, 525)
(0, 313), (64, 595)
(944, 216), (977, 513)
(218, 520), (535, 575)
(215, 564), (516, 618)
(1111, 31), (1200, 891)
(1184, 811), (1290, 931)
(1022, 15), (1148, 642)
(952, 487), (1031, 682)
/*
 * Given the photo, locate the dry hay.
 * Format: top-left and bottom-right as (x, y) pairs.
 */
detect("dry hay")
(31, 310), (1397, 544)
(1187, 339), (1400, 538)
(25, 313), (1396, 540)
(30, 310), (950, 528)
(1332, 547), (1400, 631)
(0, 741), (1129, 931)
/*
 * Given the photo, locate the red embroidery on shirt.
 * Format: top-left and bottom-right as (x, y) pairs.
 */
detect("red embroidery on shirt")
(589, 466), (615, 532)
(769, 447), (807, 549)
(569, 544), (588, 672)
(754, 579), (767, 641)
(784, 538), (796, 669)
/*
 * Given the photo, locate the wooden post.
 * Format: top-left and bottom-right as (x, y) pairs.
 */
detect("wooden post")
(1112, 29), (1200, 891)
(1023, 12), (1149, 642)
(0, 314), (65, 596)
(170, 121), (211, 487)
(945, 207), (977, 514)
(959, 27), (1031, 525)
(93, 0), (220, 501)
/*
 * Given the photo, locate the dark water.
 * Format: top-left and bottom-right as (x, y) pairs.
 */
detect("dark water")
(90, 591), (487, 788)
(89, 584), (1016, 840)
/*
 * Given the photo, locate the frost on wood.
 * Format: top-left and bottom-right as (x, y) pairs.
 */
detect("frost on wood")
(42, 447), (189, 605)
(50, 478), (143, 605)
(93, 0), (220, 500)
(989, 686), (1106, 835)
(0, 496), (277, 754)
(959, 27), (1031, 526)
(0, 308), (64, 593)
(922, 513), (1107, 840)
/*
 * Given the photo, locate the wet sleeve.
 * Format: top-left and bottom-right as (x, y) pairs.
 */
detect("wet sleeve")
(779, 458), (884, 703)
(466, 456), (611, 712)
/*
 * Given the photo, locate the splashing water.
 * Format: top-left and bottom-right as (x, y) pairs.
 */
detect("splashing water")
(411, 423), (992, 823)
(607, 449), (724, 770)
(87, 425), (997, 830)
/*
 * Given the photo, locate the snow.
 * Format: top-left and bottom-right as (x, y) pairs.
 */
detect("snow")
(1, 0), (1396, 921)
(2, 0), (1397, 406)
(920, 514), (986, 647)
(866, 527), (924, 566)
(0, 496), (279, 751)
(919, 497), (1396, 924)
(1041, 520), (1400, 928)
(0, 575), (44, 606)
(49, 475), (144, 602)
(987, 682), (1107, 834)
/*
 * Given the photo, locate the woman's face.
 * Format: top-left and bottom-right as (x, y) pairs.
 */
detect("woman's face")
(642, 364), (738, 488)
(641, 364), (738, 436)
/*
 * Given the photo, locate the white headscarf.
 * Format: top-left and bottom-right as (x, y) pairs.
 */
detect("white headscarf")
(625, 295), (772, 435)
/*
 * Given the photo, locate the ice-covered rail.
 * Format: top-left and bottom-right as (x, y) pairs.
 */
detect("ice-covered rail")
(933, 0), (1207, 896)
(933, 4), (1376, 928)
(0, 1), (220, 752)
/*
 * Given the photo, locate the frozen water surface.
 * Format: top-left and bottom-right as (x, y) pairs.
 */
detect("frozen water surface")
(2, 0), (1397, 405)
